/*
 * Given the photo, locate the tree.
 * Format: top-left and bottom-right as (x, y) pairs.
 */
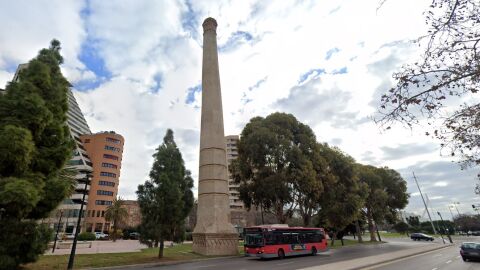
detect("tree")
(136, 129), (194, 258)
(376, 0), (480, 182)
(393, 221), (410, 235)
(231, 113), (324, 225)
(316, 146), (367, 245)
(357, 165), (409, 241)
(0, 40), (74, 269)
(105, 197), (129, 242)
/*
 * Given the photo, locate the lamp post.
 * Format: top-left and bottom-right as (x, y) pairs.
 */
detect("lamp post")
(452, 202), (461, 216)
(67, 176), (90, 270)
(437, 212), (452, 243)
(52, 210), (64, 253)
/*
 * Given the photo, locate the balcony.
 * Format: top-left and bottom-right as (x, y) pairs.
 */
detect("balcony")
(75, 183), (90, 191)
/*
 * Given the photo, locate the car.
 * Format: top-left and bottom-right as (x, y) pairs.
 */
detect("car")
(95, 232), (109, 240)
(461, 242), (480, 261)
(129, 232), (140, 240)
(410, 233), (434, 241)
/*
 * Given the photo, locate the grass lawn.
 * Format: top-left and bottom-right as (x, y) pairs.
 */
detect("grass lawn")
(23, 243), (245, 270)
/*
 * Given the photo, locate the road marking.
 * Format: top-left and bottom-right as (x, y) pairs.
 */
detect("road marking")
(197, 265), (218, 268)
(432, 268), (438, 270)
(278, 261), (295, 266)
(446, 260), (452, 264)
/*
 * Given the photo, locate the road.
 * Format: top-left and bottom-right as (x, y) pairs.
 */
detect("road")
(368, 240), (480, 270)
(113, 237), (449, 270)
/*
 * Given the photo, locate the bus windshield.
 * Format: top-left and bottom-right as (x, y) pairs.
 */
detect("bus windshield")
(245, 233), (264, 247)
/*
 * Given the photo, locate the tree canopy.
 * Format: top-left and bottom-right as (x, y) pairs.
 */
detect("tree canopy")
(0, 40), (74, 269)
(136, 129), (194, 258)
(376, 0), (480, 173)
(105, 197), (129, 242)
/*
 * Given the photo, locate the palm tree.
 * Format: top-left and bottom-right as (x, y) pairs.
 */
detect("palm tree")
(105, 197), (129, 242)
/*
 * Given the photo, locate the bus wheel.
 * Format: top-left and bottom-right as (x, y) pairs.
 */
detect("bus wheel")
(278, 249), (285, 259)
(311, 247), (317, 256)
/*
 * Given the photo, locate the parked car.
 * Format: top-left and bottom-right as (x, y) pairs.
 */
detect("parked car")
(461, 242), (480, 261)
(129, 232), (140, 240)
(95, 232), (109, 240)
(410, 233), (434, 241)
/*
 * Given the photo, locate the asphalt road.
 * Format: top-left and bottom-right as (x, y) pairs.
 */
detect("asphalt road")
(368, 242), (480, 270)
(113, 238), (442, 270)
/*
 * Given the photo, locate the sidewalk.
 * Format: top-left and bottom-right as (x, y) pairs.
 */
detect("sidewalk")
(45, 240), (162, 255)
(299, 243), (453, 270)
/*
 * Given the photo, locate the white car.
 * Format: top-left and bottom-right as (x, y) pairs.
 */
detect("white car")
(95, 232), (109, 240)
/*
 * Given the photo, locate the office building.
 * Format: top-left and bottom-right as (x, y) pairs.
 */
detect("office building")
(81, 131), (124, 233)
(225, 135), (246, 227)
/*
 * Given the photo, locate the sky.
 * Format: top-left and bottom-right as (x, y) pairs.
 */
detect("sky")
(0, 0), (478, 221)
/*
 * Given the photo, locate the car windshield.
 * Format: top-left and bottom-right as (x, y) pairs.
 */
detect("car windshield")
(462, 243), (480, 249)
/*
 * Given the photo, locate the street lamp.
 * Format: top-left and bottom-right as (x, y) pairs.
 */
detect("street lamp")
(67, 175), (90, 270)
(452, 202), (461, 216)
(52, 210), (64, 253)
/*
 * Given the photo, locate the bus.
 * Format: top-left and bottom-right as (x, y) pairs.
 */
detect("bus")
(244, 225), (327, 259)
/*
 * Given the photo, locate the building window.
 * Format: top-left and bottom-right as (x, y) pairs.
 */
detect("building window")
(103, 154), (119, 160)
(104, 223), (110, 233)
(104, 145), (121, 152)
(99, 181), (115, 187)
(96, 200), (113, 206)
(97, 190), (114, 196)
(106, 137), (120, 144)
(97, 211), (100, 217)
(100, 172), (116, 178)
(101, 162), (117, 169)
(87, 210), (91, 217)
(95, 223), (103, 232)
(86, 223), (93, 233)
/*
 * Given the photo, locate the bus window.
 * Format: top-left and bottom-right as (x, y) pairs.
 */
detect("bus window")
(245, 233), (264, 247)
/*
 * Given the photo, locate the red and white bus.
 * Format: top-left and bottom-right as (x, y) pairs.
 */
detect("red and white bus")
(244, 225), (328, 259)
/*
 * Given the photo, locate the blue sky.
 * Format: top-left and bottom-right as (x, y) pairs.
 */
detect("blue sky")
(0, 0), (478, 219)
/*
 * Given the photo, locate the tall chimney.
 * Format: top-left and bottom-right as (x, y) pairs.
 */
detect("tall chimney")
(192, 17), (238, 255)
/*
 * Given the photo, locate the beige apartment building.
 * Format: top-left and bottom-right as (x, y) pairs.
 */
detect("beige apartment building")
(225, 135), (246, 227)
(81, 132), (124, 233)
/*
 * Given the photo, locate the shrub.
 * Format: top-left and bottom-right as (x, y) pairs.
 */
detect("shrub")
(77, 232), (96, 241)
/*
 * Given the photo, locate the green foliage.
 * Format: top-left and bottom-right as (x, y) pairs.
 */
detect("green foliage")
(393, 221), (410, 234)
(77, 232), (96, 241)
(0, 40), (74, 269)
(105, 198), (129, 242)
(316, 146), (366, 237)
(231, 112), (324, 224)
(136, 129), (194, 257)
(406, 216), (420, 227)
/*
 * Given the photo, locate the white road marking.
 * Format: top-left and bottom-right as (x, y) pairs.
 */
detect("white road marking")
(432, 268), (438, 270)
(278, 261), (295, 266)
(446, 260), (452, 264)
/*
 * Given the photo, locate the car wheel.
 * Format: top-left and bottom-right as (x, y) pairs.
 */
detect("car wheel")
(462, 256), (467, 262)
(278, 249), (285, 259)
(311, 247), (317, 256)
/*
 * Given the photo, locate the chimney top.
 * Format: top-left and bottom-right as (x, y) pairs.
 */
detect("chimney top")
(202, 17), (217, 32)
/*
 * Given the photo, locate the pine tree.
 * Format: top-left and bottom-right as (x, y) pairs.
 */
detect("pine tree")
(0, 40), (74, 269)
(136, 129), (194, 258)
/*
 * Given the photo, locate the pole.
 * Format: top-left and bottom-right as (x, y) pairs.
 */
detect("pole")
(453, 202), (461, 216)
(437, 212), (452, 243)
(448, 206), (455, 221)
(52, 210), (64, 253)
(413, 172), (437, 235)
(67, 177), (89, 270)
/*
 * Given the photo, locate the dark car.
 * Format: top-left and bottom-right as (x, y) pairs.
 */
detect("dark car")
(129, 232), (140, 240)
(410, 233), (434, 241)
(461, 242), (480, 261)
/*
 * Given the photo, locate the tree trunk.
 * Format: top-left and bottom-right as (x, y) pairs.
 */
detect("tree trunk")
(276, 204), (286, 224)
(303, 214), (311, 227)
(330, 231), (336, 247)
(367, 210), (377, 242)
(112, 222), (117, 242)
(158, 236), (164, 258)
(154, 240), (159, 247)
(355, 220), (363, 243)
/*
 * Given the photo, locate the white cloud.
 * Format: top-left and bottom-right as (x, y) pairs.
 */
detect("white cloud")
(1, 0), (478, 215)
